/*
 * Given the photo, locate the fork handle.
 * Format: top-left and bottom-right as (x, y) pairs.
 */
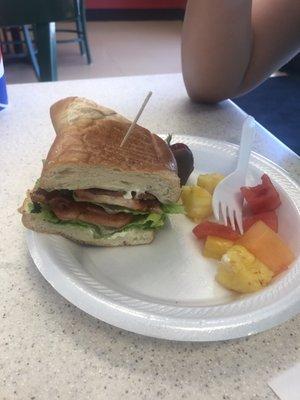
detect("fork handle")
(236, 116), (256, 180)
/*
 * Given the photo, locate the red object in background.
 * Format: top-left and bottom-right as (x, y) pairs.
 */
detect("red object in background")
(86, 0), (187, 9)
(241, 174), (281, 214)
(193, 221), (241, 242)
(243, 211), (278, 233)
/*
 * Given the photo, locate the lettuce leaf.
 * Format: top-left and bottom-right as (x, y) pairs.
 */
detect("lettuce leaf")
(124, 213), (166, 231)
(40, 207), (60, 223)
(28, 202), (41, 213)
(161, 203), (185, 214)
(33, 178), (40, 191)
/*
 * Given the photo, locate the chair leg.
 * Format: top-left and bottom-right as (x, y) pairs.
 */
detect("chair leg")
(79, 0), (92, 64)
(22, 25), (40, 80)
(76, 18), (85, 55)
(1, 27), (12, 54)
(11, 27), (23, 54)
(74, 0), (85, 55)
(2, 28), (11, 54)
(35, 22), (57, 82)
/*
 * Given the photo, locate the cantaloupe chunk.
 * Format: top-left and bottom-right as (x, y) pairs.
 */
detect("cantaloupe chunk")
(236, 221), (295, 274)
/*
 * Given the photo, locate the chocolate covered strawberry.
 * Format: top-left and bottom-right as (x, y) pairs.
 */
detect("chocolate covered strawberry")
(166, 135), (194, 185)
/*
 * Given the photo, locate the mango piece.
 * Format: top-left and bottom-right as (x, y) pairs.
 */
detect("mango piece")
(216, 245), (274, 293)
(197, 173), (224, 194)
(203, 236), (234, 260)
(181, 186), (212, 223)
(236, 221), (295, 274)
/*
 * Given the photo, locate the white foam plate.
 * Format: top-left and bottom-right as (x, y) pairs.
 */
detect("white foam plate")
(26, 136), (300, 341)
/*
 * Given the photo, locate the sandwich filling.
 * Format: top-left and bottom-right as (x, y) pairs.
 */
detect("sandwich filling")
(27, 186), (183, 239)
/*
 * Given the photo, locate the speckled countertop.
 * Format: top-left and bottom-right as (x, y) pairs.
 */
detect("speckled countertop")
(0, 74), (299, 400)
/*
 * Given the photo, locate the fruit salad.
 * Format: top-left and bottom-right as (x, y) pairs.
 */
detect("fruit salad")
(181, 172), (295, 294)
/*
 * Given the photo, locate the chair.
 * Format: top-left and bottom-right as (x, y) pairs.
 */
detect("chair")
(0, 0), (91, 79)
(0, 26), (40, 79)
(0, 0), (76, 81)
(57, 0), (92, 64)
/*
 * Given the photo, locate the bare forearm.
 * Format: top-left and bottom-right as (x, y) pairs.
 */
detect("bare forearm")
(182, 0), (300, 103)
(241, 0), (300, 95)
(182, 0), (252, 102)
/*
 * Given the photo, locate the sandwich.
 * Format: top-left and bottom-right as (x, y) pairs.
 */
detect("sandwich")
(19, 97), (182, 246)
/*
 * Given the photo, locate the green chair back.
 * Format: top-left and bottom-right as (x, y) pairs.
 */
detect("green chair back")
(0, 0), (76, 26)
(0, 0), (77, 81)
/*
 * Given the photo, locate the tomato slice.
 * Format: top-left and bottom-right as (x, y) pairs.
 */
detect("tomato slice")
(243, 211), (278, 233)
(193, 221), (240, 241)
(240, 174), (281, 214)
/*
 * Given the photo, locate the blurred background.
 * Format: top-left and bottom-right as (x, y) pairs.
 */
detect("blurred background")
(0, 0), (299, 153)
(1, 0), (185, 84)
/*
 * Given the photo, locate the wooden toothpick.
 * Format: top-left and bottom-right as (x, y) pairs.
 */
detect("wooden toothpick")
(120, 91), (153, 147)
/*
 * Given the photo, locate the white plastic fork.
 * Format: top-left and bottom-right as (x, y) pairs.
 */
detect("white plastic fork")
(212, 116), (256, 234)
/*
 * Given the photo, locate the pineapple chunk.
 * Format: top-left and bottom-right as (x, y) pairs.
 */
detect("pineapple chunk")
(197, 173), (224, 194)
(216, 245), (274, 293)
(181, 186), (212, 222)
(203, 236), (234, 260)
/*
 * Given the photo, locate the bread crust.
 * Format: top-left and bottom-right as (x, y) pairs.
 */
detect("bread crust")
(38, 97), (180, 203)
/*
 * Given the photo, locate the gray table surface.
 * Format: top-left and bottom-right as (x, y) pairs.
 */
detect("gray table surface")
(1, 74), (299, 400)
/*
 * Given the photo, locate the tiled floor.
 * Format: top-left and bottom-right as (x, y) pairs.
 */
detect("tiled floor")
(4, 20), (182, 84)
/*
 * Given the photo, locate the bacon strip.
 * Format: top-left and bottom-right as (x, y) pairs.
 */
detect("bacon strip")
(50, 197), (132, 228)
(31, 189), (133, 228)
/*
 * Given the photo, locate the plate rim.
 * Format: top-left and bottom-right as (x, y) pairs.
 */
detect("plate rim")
(25, 136), (300, 341)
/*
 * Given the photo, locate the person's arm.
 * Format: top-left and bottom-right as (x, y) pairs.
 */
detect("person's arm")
(182, 0), (300, 103)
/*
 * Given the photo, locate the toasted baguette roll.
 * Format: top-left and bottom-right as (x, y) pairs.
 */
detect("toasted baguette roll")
(38, 97), (180, 203)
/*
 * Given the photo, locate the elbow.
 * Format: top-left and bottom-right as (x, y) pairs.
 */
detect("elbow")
(184, 80), (232, 104)
(187, 89), (228, 104)
(182, 67), (240, 104)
